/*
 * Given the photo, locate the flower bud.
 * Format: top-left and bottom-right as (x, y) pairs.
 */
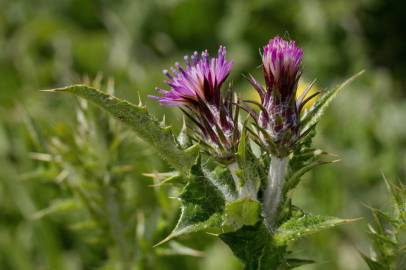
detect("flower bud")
(248, 36), (303, 157)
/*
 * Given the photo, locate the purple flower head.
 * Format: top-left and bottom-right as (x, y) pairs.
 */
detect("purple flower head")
(153, 46), (233, 107)
(247, 36), (309, 157)
(262, 36), (303, 95)
(151, 47), (239, 162)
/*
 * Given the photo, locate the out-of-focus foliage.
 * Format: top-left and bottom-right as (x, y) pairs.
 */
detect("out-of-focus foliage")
(361, 177), (406, 270)
(0, 0), (405, 269)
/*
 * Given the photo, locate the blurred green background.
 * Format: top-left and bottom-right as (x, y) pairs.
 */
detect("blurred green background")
(1, 0), (405, 269)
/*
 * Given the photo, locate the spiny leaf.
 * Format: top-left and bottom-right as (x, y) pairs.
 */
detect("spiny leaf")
(275, 213), (359, 245)
(367, 228), (397, 248)
(156, 213), (223, 247)
(362, 176), (406, 269)
(301, 70), (364, 132)
(284, 158), (339, 193)
(367, 206), (397, 229)
(43, 85), (196, 173)
(220, 222), (287, 270)
(155, 160), (225, 245)
(359, 252), (386, 270)
(382, 173), (406, 221)
(143, 171), (185, 186)
(286, 140), (335, 193)
(203, 164), (237, 202)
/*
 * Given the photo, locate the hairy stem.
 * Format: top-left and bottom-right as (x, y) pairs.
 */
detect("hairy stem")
(264, 156), (288, 228)
(228, 162), (257, 200)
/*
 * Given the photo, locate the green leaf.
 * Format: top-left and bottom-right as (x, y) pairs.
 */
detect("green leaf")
(143, 171), (185, 187)
(43, 85), (196, 173)
(156, 159), (225, 245)
(286, 258), (315, 269)
(362, 176), (406, 269)
(284, 158), (338, 193)
(359, 252), (386, 270)
(223, 198), (261, 231)
(203, 164), (237, 202)
(32, 198), (81, 219)
(367, 227), (397, 248)
(275, 213), (358, 245)
(368, 206), (397, 232)
(68, 220), (98, 231)
(177, 116), (192, 148)
(301, 71), (364, 132)
(286, 134), (338, 194)
(220, 222), (287, 270)
(236, 125), (264, 196)
(382, 174), (406, 221)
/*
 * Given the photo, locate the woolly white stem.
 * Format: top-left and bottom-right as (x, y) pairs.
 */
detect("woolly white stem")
(264, 156), (288, 228)
(228, 162), (257, 200)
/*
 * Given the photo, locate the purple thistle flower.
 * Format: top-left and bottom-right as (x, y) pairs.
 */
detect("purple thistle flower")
(262, 37), (303, 95)
(247, 36), (312, 157)
(153, 46), (232, 107)
(151, 46), (239, 162)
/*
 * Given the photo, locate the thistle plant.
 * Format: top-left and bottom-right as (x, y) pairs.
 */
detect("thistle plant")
(44, 36), (363, 269)
(361, 176), (406, 270)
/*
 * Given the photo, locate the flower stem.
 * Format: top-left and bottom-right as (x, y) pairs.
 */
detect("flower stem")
(264, 156), (288, 229)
